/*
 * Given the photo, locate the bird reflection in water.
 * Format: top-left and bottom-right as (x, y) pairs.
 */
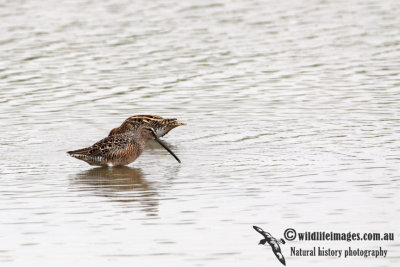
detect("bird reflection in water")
(72, 166), (158, 216)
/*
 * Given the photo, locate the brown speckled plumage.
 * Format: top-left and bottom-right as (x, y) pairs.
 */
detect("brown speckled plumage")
(67, 126), (180, 166)
(108, 115), (186, 137)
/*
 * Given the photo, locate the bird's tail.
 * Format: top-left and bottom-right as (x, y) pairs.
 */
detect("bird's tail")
(67, 147), (92, 158)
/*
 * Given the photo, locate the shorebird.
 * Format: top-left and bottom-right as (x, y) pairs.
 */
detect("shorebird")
(67, 126), (181, 166)
(108, 115), (185, 138)
(253, 226), (286, 266)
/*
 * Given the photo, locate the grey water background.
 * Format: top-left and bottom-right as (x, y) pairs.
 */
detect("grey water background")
(0, 0), (399, 266)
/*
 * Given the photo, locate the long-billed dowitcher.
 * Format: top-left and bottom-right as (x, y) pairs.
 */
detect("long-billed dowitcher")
(108, 115), (186, 137)
(67, 126), (180, 166)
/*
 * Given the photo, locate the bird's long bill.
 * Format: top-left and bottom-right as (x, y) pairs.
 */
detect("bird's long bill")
(154, 137), (181, 163)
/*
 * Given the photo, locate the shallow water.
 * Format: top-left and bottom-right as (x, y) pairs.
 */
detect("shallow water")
(0, 0), (399, 266)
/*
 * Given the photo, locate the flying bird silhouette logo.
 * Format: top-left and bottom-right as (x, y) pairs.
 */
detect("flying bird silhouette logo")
(253, 226), (286, 266)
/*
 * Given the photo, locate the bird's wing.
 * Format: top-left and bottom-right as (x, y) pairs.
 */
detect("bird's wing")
(271, 242), (286, 266)
(253, 226), (266, 236)
(89, 135), (131, 159)
(253, 226), (272, 238)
